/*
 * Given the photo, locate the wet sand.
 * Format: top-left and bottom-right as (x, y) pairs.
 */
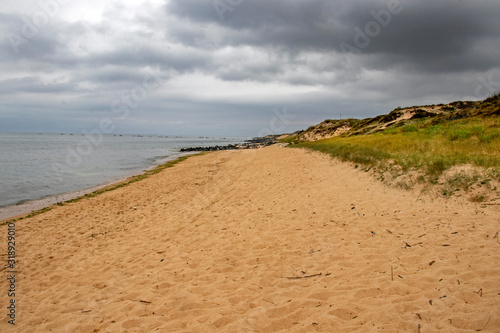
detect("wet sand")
(1, 146), (499, 332)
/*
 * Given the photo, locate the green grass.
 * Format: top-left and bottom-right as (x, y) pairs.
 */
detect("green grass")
(279, 134), (302, 144)
(401, 124), (419, 133)
(291, 117), (500, 184)
(0, 153), (202, 226)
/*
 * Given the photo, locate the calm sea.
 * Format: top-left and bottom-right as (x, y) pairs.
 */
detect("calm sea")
(0, 132), (245, 209)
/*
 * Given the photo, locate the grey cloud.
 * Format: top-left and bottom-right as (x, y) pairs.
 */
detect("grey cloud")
(0, 77), (75, 95)
(349, 1), (500, 72)
(166, 0), (500, 74)
(80, 66), (150, 84)
(2, 29), (61, 61)
(166, 0), (352, 52)
(1, 0), (499, 136)
(85, 45), (211, 75)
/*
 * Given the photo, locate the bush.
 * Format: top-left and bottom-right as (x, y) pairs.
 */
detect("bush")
(479, 129), (500, 143)
(428, 159), (448, 176)
(447, 128), (472, 141)
(383, 127), (400, 135)
(470, 125), (485, 136)
(423, 124), (444, 137)
(402, 124), (419, 133)
(442, 106), (456, 111)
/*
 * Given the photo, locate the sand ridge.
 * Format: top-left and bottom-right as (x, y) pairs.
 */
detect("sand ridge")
(1, 146), (499, 332)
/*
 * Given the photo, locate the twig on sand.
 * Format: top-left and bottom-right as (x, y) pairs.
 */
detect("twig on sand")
(391, 265), (394, 281)
(282, 273), (323, 280)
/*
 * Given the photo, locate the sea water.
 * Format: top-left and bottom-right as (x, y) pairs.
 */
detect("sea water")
(0, 132), (245, 208)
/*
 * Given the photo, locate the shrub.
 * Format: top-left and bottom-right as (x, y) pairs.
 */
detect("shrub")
(423, 124), (444, 137)
(383, 127), (400, 135)
(402, 124), (419, 133)
(427, 159), (447, 176)
(442, 106), (456, 111)
(479, 129), (500, 143)
(447, 128), (472, 141)
(470, 125), (485, 136)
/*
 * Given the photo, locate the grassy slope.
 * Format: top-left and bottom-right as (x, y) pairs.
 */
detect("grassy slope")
(287, 94), (500, 197)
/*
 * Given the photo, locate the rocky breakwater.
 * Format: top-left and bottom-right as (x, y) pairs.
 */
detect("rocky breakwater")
(180, 136), (278, 152)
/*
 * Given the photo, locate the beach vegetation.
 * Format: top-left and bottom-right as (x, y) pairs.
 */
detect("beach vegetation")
(294, 117), (500, 172)
(279, 134), (302, 145)
(286, 93), (500, 195)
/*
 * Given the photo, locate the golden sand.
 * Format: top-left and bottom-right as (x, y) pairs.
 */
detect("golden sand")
(1, 146), (499, 332)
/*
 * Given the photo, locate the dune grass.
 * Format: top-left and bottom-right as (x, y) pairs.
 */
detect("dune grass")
(291, 117), (500, 185)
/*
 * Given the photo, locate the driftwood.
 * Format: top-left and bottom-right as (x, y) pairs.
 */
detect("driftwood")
(282, 272), (329, 280)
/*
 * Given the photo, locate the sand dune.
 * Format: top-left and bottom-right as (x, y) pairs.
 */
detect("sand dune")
(1, 146), (499, 332)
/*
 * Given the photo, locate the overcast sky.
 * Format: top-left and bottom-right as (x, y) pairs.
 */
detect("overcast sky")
(1, 0), (499, 136)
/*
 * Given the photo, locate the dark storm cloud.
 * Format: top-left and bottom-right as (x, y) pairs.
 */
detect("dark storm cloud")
(166, 0), (500, 73)
(166, 0), (352, 51)
(350, 1), (500, 72)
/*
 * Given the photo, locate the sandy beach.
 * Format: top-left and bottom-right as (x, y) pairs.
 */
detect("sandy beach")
(1, 146), (499, 332)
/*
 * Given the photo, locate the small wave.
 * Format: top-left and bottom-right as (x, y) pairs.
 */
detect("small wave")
(146, 155), (170, 163)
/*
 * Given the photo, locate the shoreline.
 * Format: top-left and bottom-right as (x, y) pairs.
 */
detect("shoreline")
(0, 151), (198, 223)
(0, 135), (273, 222)
(0, 133), (248, 221)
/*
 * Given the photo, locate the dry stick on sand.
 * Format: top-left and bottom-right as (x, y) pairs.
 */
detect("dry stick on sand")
(391, 265), (394, 281)
(282, 273), (323, 280)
